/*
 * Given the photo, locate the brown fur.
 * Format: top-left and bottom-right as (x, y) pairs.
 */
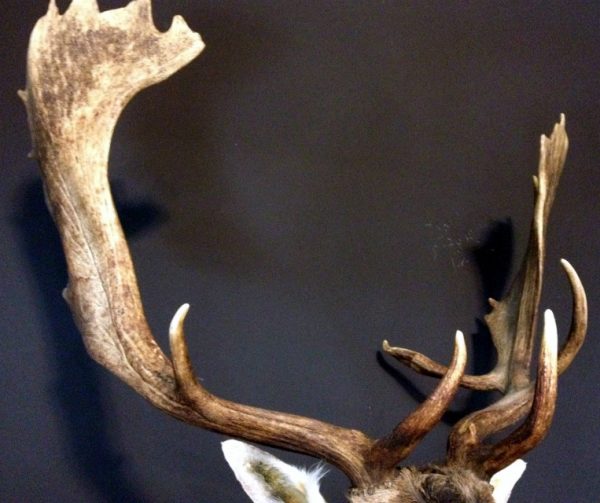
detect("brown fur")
(348, 465), (494, 503)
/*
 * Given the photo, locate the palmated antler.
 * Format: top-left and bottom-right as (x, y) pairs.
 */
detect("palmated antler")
(384, 115), (588, 476)
(21, 0), (469, 488)
(22, 0), (586, 498)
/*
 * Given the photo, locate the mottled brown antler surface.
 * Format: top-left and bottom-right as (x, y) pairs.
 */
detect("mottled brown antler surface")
(21, 0), (470, 489)
(20, 0), (374, 485)
(23, 0), (586, 498)
(385, 115), (588, 476)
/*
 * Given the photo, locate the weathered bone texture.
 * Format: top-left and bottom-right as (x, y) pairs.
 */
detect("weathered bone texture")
(22, 1), (587, 501)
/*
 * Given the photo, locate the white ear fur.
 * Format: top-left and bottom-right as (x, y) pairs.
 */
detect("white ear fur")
(221, 439), (327, 503)
(490, 459), (527, 503)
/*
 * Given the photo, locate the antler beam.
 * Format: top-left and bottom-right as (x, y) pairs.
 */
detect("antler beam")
(21, 0), (376, 485)
(385, 115), (588, 476)
(23, 1), (587, 499)
(22, 0), (472, 489)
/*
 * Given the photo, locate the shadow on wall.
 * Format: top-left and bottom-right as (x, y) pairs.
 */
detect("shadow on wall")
(379, 220), (514, 423)
(14, 180), (165, 503)
(123, 7), (283, 274)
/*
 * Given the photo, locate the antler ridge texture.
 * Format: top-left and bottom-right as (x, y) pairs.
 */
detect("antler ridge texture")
(22, 0), (378, 487)
(23, 1), (587, 499)
(22, 0), (204, 409)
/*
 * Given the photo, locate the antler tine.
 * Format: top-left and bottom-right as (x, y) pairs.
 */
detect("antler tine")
(23, 0), (378, 489)
(383, 256), (587, 389)
(449, 117), (584, 473)
(384, 116), (586, 476)
(447, 116), (587, 476)
(382, 340), (502, 391)
(366, 332), (467, 474)
(557, 259), (588, 375)
(484, 309), (559, 473)
(169, 303), (374, 486)
(384, 116), (572, 394)
(449, 310), (558, 475)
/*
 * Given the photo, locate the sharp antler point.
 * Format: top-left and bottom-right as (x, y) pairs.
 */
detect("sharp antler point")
(543, 309), (558, 354)
(47, 0), (58, 15)
(453, 331), (467, 369)
(169, 303), (191, 341)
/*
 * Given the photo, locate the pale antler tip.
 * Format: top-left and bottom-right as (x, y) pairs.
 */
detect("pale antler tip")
(454, 330), (465, 348)
(559, 257), (572, 270)
(169, 303), (200, 389)
(556, 257), (587, 376)
(169, 304), (190, 353)
(552, 114), (567, 140)
(169, 303), (191, 343)
(542, 309), (558, 357)
(47, 0), (58, 15)
(174, 18), (205, 52)
(170, 14), (187, 30)
(453, 330), (467, 367)
(559, 113), (566, 126)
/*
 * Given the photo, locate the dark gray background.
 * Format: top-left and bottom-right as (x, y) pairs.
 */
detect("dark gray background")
(2, 1), (599, 501)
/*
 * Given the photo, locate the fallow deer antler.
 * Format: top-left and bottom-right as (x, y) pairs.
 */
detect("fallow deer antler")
(21, 0), (469, 489)
(23, 1), (587, 500)
(384, 115), (588, 476)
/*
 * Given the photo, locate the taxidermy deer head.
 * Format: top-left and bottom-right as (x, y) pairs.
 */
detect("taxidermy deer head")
(21, 1), (587, 501)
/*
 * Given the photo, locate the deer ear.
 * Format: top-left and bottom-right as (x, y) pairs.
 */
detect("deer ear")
(490, 459), (527, 503)
(221, 440), (327, 503)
